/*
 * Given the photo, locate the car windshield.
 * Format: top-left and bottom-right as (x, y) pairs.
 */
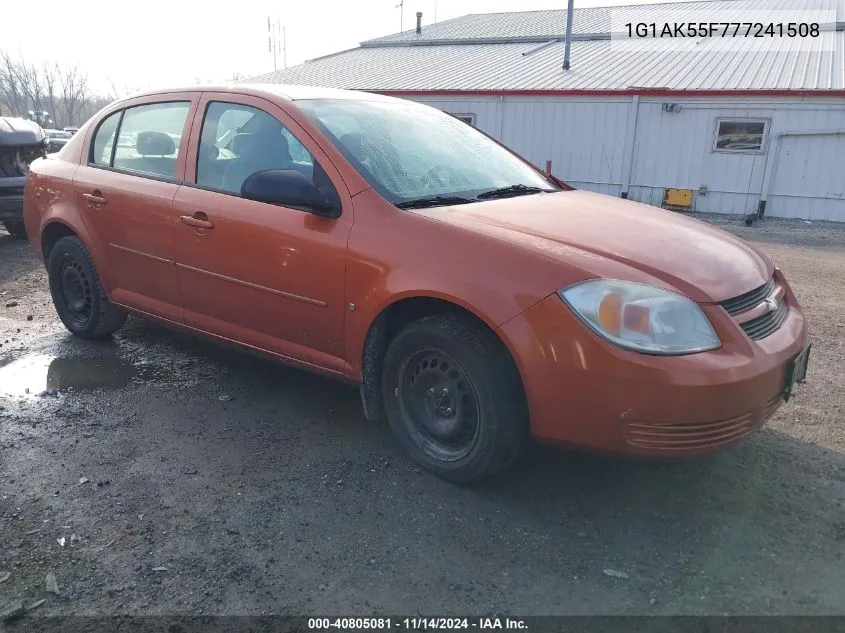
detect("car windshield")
(297, 98), (559, 205)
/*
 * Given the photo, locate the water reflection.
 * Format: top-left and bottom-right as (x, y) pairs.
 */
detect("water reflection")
(0, 353), (140, 398)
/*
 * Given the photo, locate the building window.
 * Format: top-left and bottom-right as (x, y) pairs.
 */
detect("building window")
(449, 113), (476, 127)
(713, 118), (769, 153)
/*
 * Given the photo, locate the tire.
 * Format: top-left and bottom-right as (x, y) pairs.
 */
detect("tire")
(381, 313), (528, 482)
(3, 220), (27, 239)
(47, 236), (126, 339)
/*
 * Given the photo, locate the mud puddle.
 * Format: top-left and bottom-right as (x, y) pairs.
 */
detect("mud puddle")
(0, 350), (155, 399)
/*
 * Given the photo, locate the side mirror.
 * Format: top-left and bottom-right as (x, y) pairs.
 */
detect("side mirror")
(240, 169), (340, 218)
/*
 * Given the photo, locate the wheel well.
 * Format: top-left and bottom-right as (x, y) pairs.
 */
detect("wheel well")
(359, 297), (518, 421)
(41, 223), (77, 261)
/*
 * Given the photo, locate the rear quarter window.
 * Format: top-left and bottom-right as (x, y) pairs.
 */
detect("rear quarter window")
(91, 111), (122, 166)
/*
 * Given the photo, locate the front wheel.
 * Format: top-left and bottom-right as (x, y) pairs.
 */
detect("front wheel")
(3, 220), (27, 239)
(47, 236), (127, 339)
(381, 314), (528, 482)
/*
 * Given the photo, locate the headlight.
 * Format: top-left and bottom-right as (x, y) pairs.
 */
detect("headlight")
(558, 279), (720, 355)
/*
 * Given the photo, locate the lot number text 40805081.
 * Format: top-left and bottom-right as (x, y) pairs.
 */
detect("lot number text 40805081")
(308, 617), (528, 630)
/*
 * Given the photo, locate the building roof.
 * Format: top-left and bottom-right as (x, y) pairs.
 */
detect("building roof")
(250, 0), (845, 94)
(364, 0), (845, 45)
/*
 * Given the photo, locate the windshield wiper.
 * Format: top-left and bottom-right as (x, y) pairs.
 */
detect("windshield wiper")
(395, 196), (475, 209)
(476, 184), (551, 200)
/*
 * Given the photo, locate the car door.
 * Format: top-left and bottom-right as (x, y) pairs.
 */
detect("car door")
(73, 96), (199, 323)
(173, 93), (353, 373)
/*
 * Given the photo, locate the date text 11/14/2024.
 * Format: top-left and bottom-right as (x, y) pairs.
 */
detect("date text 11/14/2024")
(308, 617), (528, 630)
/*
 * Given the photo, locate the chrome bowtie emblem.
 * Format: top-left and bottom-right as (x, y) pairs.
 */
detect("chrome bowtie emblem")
(764, 297), (778, 312)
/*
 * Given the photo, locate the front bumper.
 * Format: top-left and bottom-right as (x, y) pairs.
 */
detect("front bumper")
(499, 271), (808, 456)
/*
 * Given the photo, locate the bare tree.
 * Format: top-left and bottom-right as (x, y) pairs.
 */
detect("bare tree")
(60, 64), (90, 126)
(1, 50), (205, 128)
(15, 60), (46, 116)
(43, 62), (60, 126)
(0, 51), (52, 124)
(0, 50), (26, 117)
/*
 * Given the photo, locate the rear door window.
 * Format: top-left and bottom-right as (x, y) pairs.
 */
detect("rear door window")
(110, 102), (191, 180)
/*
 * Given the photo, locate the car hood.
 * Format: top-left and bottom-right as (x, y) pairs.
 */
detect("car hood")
(419, 190), (771, 303)
(0, 117), (45, 146)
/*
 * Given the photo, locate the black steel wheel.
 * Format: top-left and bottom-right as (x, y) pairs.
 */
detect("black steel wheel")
(58, 255), (94, 329)
(382, 313), (528, 482)
(398, 348), (481, 462)
(47, 236), (126, 339)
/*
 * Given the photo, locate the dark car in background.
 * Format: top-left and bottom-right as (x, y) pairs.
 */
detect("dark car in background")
(45, 129), (73, 153)
(1, 116), (47, 238)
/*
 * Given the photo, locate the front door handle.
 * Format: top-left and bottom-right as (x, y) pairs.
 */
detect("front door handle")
(179, 214), (214, 229)
(82, 192), (107, 206)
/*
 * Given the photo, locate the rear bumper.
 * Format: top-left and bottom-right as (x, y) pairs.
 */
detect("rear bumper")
(0, 177), (26, 222)
(499, 270), (808, 456)
(0, 194), (24, 222)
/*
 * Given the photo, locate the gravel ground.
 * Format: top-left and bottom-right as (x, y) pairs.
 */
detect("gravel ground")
(0, 215), (844, 620)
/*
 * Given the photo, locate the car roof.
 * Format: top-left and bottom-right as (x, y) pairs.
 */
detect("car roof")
(122, 83), (406, 104)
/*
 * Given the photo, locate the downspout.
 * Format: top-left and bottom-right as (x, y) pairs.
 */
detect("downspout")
(757, 128), (845, 218)
(620, 95), (640, 199)
(498, 94), (505, 139)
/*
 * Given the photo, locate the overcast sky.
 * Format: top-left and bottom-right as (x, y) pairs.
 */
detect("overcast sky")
(1, 0), (683, 95)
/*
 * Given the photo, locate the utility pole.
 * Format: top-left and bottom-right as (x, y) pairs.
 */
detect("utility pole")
(396, 0), (404, 31)
(267, 16), (286, 71)
(268, 16), (277, 70)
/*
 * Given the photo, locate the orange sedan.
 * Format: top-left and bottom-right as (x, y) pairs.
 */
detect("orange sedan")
(22, 85), (810, 481)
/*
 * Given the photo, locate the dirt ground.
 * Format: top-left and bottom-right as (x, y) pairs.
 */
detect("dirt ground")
(0, 214), (844, 619)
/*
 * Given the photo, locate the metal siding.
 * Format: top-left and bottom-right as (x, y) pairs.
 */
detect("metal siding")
(404, 95), (845, 221)
(414, 98), (501, 132)
(497, 98), (630, 185)
(631, 102), (772, 212)
(768, 131), (845, 220)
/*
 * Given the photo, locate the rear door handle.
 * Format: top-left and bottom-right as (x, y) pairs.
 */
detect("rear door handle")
(179, 214), (214, 229)
(82, 192), (107, 206)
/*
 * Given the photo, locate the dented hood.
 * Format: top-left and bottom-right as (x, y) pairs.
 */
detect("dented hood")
(421, 190), (772, 303)
(0, 117), (46, 146)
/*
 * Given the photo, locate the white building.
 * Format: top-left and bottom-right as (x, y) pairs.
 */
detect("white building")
(252, 0), (845, 221)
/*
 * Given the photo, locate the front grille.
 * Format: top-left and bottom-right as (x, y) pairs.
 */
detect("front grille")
(761, 394), (783, 422)
(626, 414), (755, 450)
(720, 278), (775, 315)
(740, 299), (789, 341)
(0, 187), (24, 197)
(625, 394), (782, 451)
